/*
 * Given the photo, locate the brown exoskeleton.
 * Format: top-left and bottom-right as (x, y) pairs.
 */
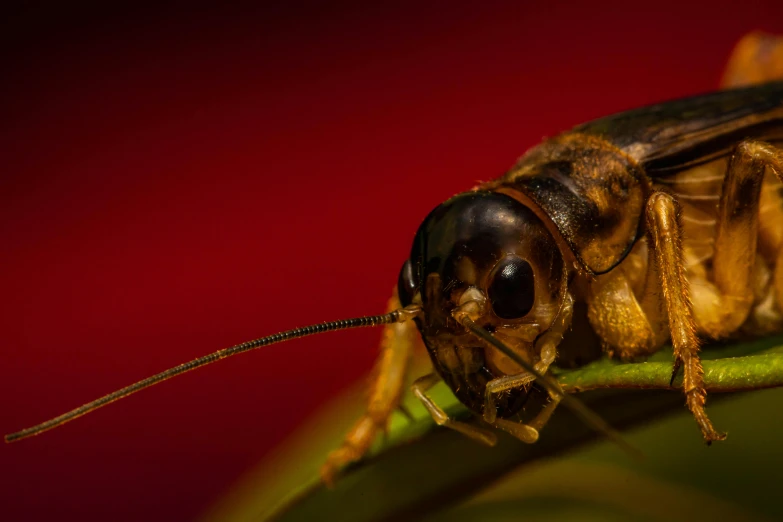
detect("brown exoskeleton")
(7, 32), (783, 487)
(319, 32), (783, 483)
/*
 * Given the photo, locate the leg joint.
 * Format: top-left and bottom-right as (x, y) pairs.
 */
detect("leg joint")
(735, 139), (778, 160)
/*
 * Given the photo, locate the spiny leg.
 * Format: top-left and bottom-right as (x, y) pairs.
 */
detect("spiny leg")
(412, 373), (497, 446)
(755, 147), (783, 326)
(690, 141), (783, 339)
(646, 192), (725, 443)
(320, 294), (418, 486)
(720, 32), (783, 329)
(483, 373), (535, 424)
(483, 378), (562, 444)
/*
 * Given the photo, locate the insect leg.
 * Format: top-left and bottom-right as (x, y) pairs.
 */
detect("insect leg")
(483, 294), (574, 438)
(534, 292), (574, 374)
(484, 292), (574, 424)
(411, 373), (498, 446)
(320, 294), (418, 486)
(587, 261), (668, 360)
(490, 417), (539, 443)
(490, 393), (562, 444)
(691, 141), (783, 339)
(483, 373), (535, 424)
(646, 192), (726, 443)
(481, 376), (562, 444)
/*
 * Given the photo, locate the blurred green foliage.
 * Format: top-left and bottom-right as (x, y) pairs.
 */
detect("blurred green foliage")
(202, 336), (783, 522)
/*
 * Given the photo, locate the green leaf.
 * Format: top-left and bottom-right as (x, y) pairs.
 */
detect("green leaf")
(200, 335), (783, 522)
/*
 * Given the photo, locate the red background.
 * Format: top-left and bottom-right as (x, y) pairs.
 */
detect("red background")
(3, 2), (783, 521)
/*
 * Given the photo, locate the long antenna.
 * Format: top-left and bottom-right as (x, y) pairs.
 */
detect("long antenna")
(6, 309), (414, 443)
(460, 316), (642, 459)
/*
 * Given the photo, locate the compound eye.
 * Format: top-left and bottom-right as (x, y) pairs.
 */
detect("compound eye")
(487, 255), (535, 319)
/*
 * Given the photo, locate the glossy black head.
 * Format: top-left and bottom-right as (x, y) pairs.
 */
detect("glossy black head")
(398, 191), (566, 418)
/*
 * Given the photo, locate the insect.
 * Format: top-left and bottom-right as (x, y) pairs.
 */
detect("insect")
(7, 32), (783, 487)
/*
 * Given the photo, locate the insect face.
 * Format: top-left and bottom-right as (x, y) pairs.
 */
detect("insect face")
(398, 191), (566, 417)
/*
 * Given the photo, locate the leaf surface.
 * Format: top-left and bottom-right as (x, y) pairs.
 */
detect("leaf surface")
(201, 335), (783, 522)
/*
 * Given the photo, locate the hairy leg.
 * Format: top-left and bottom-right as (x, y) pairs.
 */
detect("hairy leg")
(320, 294), (418, 485)
(481, 295), (574, 442)
(646, 193), (725, 443)
(587, 255), (667, 360)
(484, 294), (573, 425)
(689, 141), (783, 339)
